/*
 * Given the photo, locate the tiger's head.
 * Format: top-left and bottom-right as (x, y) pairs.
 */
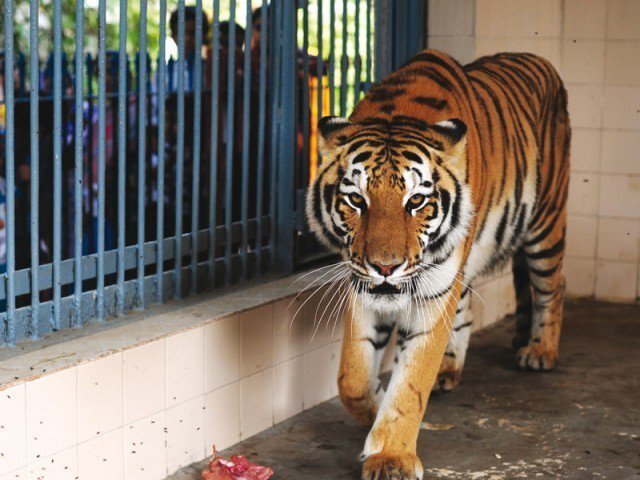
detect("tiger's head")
(306, 116), (474, 312)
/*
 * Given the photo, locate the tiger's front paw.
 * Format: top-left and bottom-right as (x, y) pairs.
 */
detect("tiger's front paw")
(361, 453), (423, 480)
(516, 343), (558, 370)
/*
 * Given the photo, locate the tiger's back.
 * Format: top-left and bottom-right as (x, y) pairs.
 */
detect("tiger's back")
(462, 53), (570, 278)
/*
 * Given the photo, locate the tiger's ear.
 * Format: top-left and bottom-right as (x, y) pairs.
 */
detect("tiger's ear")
(432, 118), (467, 159)
(318, 116), (352, 156)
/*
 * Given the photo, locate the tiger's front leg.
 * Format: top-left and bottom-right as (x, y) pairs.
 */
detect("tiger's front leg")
(436, 287), (472, 392)
(360, 295), (454, 480)
(338, 297), (392, 426)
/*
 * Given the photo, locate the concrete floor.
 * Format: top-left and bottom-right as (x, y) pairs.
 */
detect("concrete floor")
(169, 299), (640, 479)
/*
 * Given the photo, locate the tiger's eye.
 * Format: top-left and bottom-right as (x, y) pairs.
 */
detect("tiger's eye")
(348, 192), (367, 210)
(408, 193), (426, 208)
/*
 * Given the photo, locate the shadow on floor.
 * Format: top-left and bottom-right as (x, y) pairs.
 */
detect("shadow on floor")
(169, 299), (640, 479)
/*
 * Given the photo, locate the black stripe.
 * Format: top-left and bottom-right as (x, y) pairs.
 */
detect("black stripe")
(403, 151), (423, 164)
(364, 336), (390, 350)
(375, 324), (394, 334)
(352, 151), (373, 164)
(311, 164), (342, 248)
(525, 208), (562, 246)
(403, 66), (454, 91)
(412, 96), (448, 110)
(509, 204), (528, 247)
(453, 321), (473, 332)
(495, 202), (511, 246)
(346, 139), (370, 154)
(529, 265), (558, 278)
(527, 236), (565, 260)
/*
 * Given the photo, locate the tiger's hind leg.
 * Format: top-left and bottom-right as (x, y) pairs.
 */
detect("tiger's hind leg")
(511, 248), (533, 350)
(518, 217), (567, 371)
(436, 288), (472, 392)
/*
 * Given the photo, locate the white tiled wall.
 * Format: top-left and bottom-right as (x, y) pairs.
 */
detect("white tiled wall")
(429, 0), (640, 302)
(0, 290), (346, 480)
(0, 278), (514, 480)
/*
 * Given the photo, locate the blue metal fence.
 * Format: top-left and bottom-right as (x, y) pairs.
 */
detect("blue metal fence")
(0, 0), (424, 346)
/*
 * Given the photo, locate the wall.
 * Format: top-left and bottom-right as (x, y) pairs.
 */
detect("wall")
(0, 264), (516, 480)
(0, 287), (344, 480)
(428, 0), (640, 302)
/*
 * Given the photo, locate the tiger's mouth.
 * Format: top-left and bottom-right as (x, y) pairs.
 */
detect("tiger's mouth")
(350, 268), (418, 296)
(351, 275), (403, 295)
(368, 282), (402, 295)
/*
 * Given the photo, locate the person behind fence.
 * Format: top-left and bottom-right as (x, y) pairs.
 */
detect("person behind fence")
(218, 20), (246, 224)
(164, 6), (212, 246)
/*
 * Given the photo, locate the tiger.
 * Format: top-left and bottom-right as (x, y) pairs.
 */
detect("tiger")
(306, 50), (570, 480)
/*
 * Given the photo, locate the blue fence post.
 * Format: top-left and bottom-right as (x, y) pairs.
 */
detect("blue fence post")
(29, 0), (40, 337)
(405, 0), (426, 58)
(52, 0), (63, 329)
(375, 0), (425, 79)
(137, 2), (149, 310)
(96, 0), (107, 321)
(3, 0), (16, 345)
(223, 0), (237, 285)
(275, 0), (295, 274)
(207, 0), (221, 287)
(174, 0), (186, 297)
(73, 0), (84, 327)
(190, 0), (204, 292)
(255, 0), (269, 274)
(374, 0), (393, 81)
(116, 0), (127, 315)
(157, 0), (168, 303)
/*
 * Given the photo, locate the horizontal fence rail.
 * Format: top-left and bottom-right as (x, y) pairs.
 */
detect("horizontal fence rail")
(0, 0), (419, 346)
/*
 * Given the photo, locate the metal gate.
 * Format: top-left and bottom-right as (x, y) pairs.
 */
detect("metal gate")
(1, 0), (425, 346)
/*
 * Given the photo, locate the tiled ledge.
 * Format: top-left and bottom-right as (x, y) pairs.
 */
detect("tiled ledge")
(0, 270), (331, 391)
(0, 265), (519, 480)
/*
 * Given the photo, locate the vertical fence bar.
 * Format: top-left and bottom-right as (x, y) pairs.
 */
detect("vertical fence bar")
(52, 0), (63, 329)
(255, 0), (268, 272)
(3, 0), (16, 343)
(374, 0), (392, 81)
(29, 0), (40, 336)
(175, 0), (186, 297)
(301, 0), (310, 186)
(117, 0), (128, 315)
(328, 0), (336, 115)
(340, 0), (348, 116)
(190, 0), (203, 293)
(208, 0), (220, 286)
(137, 0), (148, 308)
(354, 0), (362, 100)
(224, 0), (237, 284)
(268, 0), (282, 257)
(157, 0), (167, 302)
(73, 0), (84, 326)
(366, 0), (372, 88)
(276, 0), (295, 273)
(316, 0), (324, 163)
(394, 1), (405, 70)
(96, 0), (106, 321)
(406, 2), (425, 63)
(86, 53), (94, 251)
(240, 0), (252, 279)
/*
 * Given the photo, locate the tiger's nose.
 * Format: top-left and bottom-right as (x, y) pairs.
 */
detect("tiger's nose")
(369, 259), (403, 277)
